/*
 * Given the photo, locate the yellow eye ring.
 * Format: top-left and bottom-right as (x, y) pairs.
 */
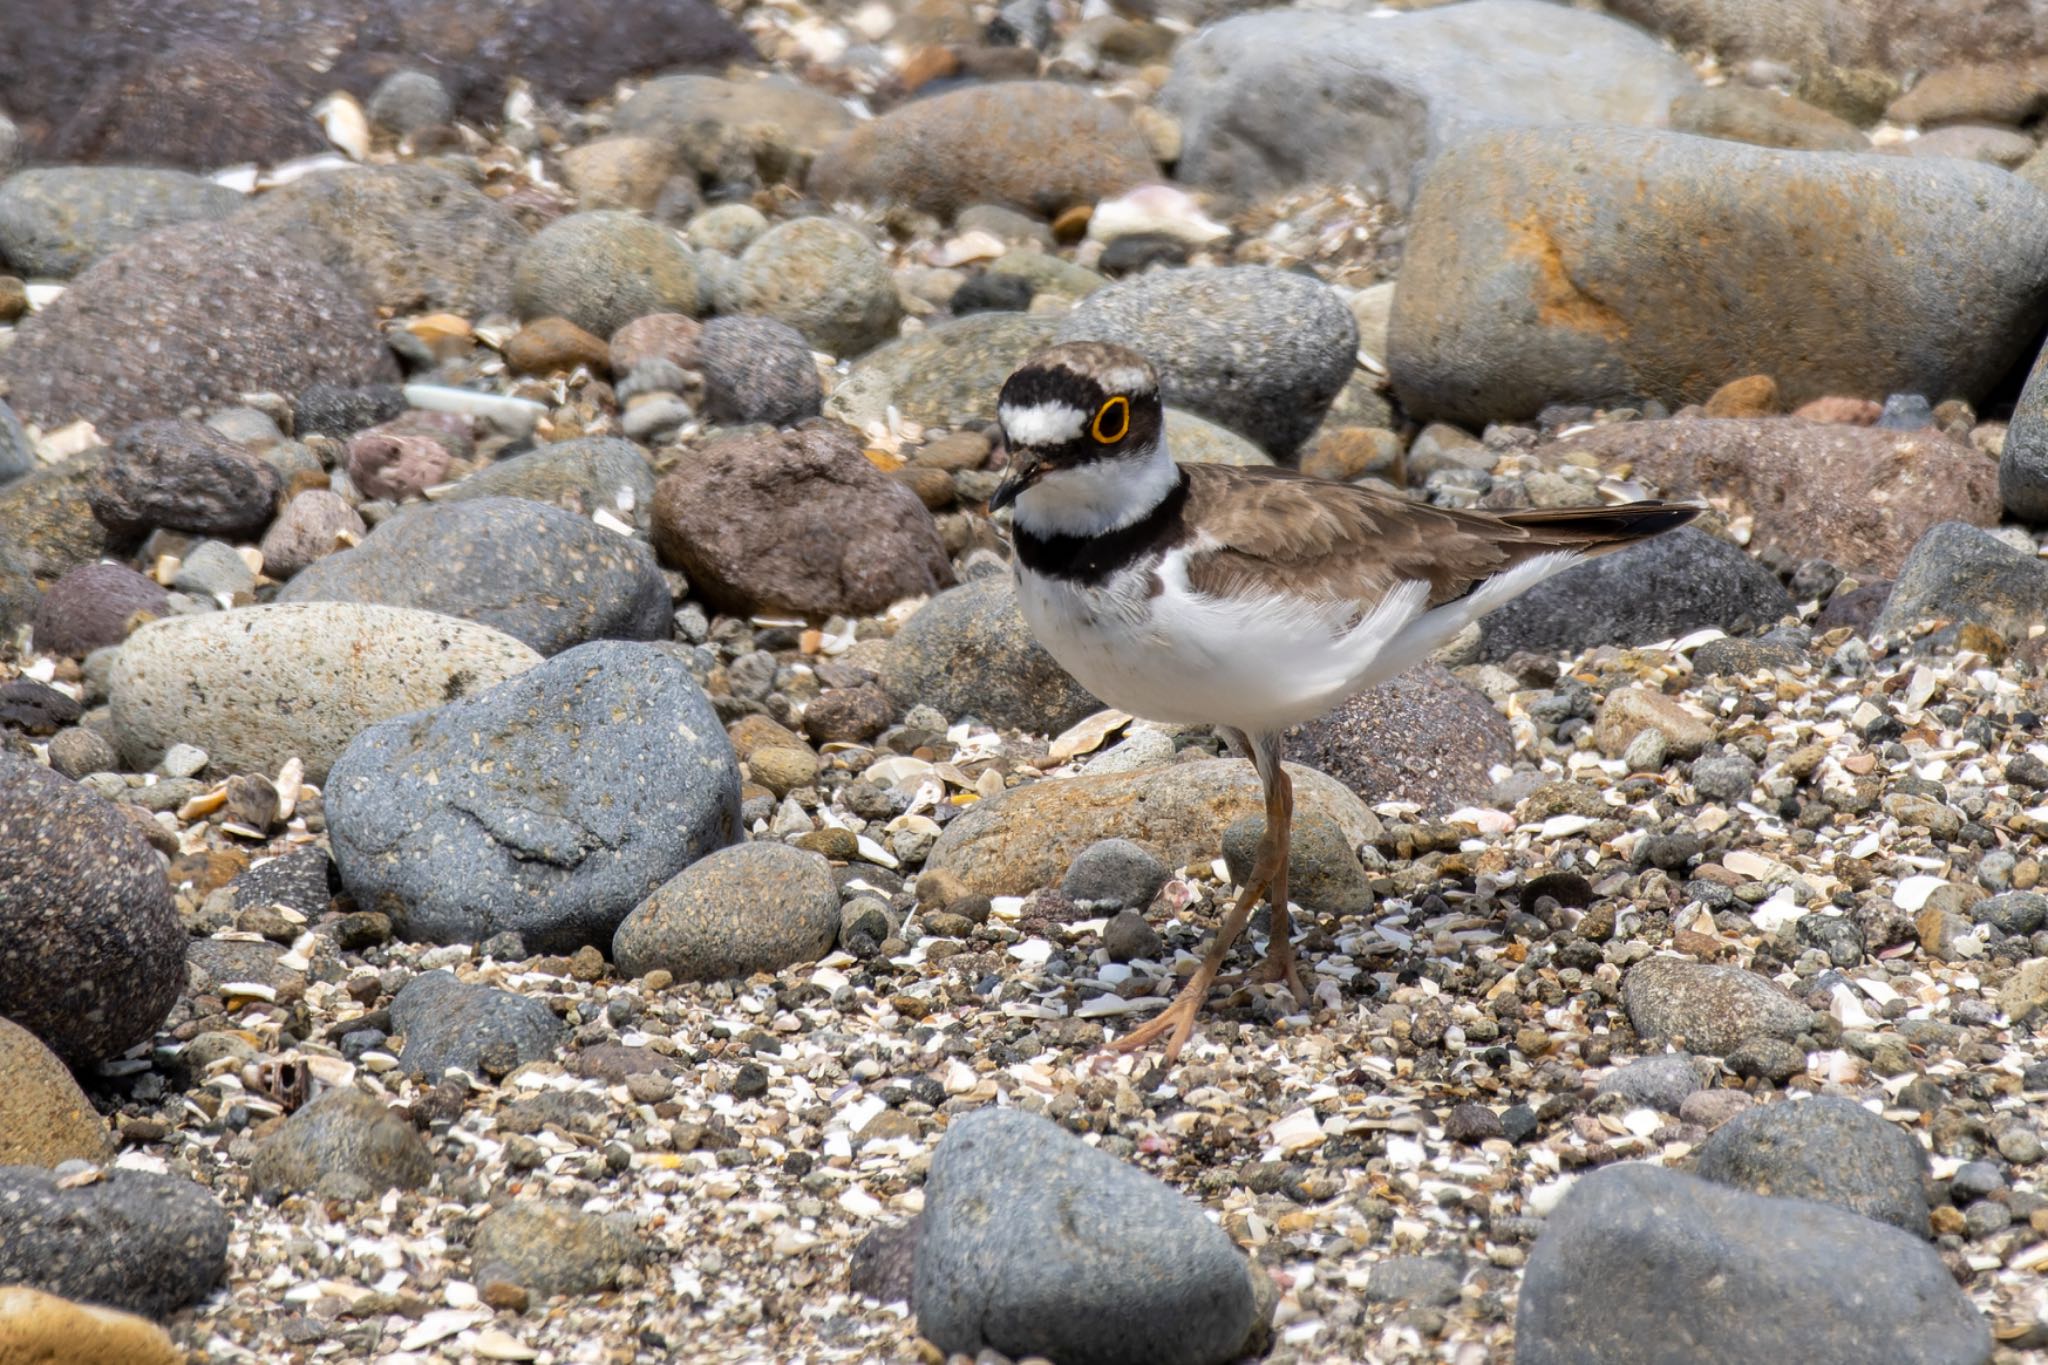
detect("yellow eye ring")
(1091, 396), (1130, 444)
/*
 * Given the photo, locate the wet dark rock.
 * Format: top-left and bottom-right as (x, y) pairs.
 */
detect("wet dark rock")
(0, 1165), (229, 1317)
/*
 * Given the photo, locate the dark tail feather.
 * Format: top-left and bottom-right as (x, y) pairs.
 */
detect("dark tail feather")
(1496, 500), (1702, 557)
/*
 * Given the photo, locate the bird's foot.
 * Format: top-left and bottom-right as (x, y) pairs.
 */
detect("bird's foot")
(1100, 983), (1208, 1064)
(1247, 945), (1312, 1008)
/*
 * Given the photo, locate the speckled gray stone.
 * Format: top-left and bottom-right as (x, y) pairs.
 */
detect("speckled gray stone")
(613, 841), (838, 981)
(1622, 957), (1814, 1056)
(279, 497), (668, 655)
(249, 1086), (434, 1202)
(512, 210), (699, 337)
(1056, 266), (1356, 458)
(1516, 1164), (1989, 1365)
(1594, 1053), (1708, 1114)
(915, 1108), (1259, 1365)
(1693, 1095), (1932, 1237)
(1875, 521), (2048, 640)
(426, 435), (657, 531)
(729, 216), (902, 359)
(1222, 810), (1372, 915)
(697, 315), (823, 426)
(390, 970), (566, 1082)
(0, 1165), (229, 1317)
(0, 166), (243, 277)
(826, 312), (1059, 430)
(1284, 664), (1512, 816)
(471, 1202), (645, 1297)
(110, 603), (540, 783)
(326, 640), (740, 953)
(879, 575), (1101, 734)
(0, 754), (182, 1067)
(1060, 838), (1169, 910)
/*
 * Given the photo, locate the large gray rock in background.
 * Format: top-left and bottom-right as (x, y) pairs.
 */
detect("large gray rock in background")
(915, 1108), (1259, 1365)
(1999, 340), (2048, 522)
(1389, 126), (2048, 426)
(279, 497), (669, 655)
(326, 640), (741, 953)
(1607, 0), (2048, 80)
(1163, 0), (1695, 209)
(0, 167), (242, 277)
(1692, 1095), (1932, 1237)
(1516, 1163), (1990, 1365)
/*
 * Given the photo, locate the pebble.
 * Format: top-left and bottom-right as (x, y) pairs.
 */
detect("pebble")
(1057, 265), (1356, 458)
(110, 602), (540, 782)
(615, 838), (839, 981)
(171, 540), (255, 598)
(1102, 908), (1166, 964)
(1391, 126), (2048, 425)
(512, 210), (700, 337)
(0, 221), (396, 433)
(652, 422), (951, 617)
(1061, 838), (1170, 910)
(258, 489), (366, 578)
(366, 69), (453, 136)
(89, 418), (283, 540)
(0, 166), (243, 278)
(0, 1166), (229, 1317)
(390, 970), (567, 1082)
(249, 1086), (435, 1202)
(686, 204), (771, 255)
(613, 75), (855, 192)
(281, 497), (669, 656)
(914, 1108), (1260, 1365)
(0, 1016), (112, 1166)
(503, 317), (611, 375)
(927, 758), (1380, 897)
(1593, 1053), (1706, 1114)
(1222, 811), (1371, 915)
(728, 217), (902, 358)
(1875, 520), (2048, 640)
(0, 753), (183, 1067)
(1694, 1096), (1932, 1235)
(326, 640), (740, 953)
(471, 1203), (644, 1298)
(1621, 956), (1813, 1056)
(44, 726), (118, 780)
(0, 1287), (180, 1365)
(1516, 1164), (1990, 1364)
(1690, 752), (1759, 804)
(28, 562), (169, 657)
(696, 316), (823, 426)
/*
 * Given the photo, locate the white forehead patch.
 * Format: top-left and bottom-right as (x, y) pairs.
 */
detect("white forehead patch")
(1097, 365), (1155, 395)
(999, 401), (1086, 447)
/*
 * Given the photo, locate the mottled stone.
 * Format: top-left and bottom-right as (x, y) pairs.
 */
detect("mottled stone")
(613, 842), (839, 981)
(249, 1086), (434, 1202)
(0, 1166), (228, 1317)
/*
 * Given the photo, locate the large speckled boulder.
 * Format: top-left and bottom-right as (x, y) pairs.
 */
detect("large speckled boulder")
(109, 603), (541, 782)
(0, 167), (243, 278)
(325, 641), (741, 953)
(279, 497), (669, 655)
(1164, 2), (1695, 210)
(652, 422), (952, 617)
(614, 842), (839, 981)
(0, 1166), (229, 1318)
(810, 81), (1154, 219)
(0, 756), (183, 1068)
(0, 1016), (113, 1166)
(1285, 665), (1513, 816)
(879, 574), (1101, 734)
(1389, 126), (2048, 425)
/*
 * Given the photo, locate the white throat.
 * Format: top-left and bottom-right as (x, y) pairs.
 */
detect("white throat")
(1012, 440), (1179, 539)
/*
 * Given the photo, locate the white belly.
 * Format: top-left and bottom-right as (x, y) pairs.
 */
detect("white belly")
(1013, 557), (1432, 735)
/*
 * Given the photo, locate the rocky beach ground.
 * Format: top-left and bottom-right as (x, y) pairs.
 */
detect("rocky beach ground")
(6, 0), (2048, 1362)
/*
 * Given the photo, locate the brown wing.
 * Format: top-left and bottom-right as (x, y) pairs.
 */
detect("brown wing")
(1178, 464), (1698, 608)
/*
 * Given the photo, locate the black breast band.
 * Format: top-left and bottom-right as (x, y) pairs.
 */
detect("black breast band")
(1012, 470), (1191, 588)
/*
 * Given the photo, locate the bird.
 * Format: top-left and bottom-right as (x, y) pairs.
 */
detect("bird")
(987, 341), (1699, 1062)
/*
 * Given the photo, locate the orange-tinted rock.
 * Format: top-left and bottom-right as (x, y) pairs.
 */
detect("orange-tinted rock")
(1702, 374), (1782, 418)
(1794, 395), (1884, 424)
(608, 312), (702, 374)
(1552, 417), (1998, 574)
(1388, 126), (2048, 426)
(503, 316), (610, 375)
(808, 81), (1154, 219)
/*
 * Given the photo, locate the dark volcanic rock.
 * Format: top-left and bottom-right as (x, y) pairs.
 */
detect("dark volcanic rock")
(89, 419), (283, 539)
(30, 562), (168, 657)
(1389, 125), (2048, 426)
(326, 641), (741, 953)
(1875, 521), (2048, 640)
(915, 1108), (1259, 1365)
(390, 970), (566, 1082)
(1516, 1163), (1989, 1365)
(279, 497), (669, 655)
(1693, 1095), (1932, 1236)
(0, 221), (397, 432)
(652, 422), (952, 617)
(1476, 529), (1793, 662)
(0, 754), (182, 1068)
(0, 1165), (229, 1318)
(1285, 665), (1512, 816)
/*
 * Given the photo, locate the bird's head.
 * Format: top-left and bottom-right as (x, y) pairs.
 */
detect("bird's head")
(989, 342), (1167, 532)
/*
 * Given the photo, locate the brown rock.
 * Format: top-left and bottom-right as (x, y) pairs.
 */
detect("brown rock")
(559, 136), (674, 211)
(726, 713), (807, 759)
(608, 312), (702, 373)
(1552, 416), (1999, 575)
(1888, 59), (2048, 127)
(0, 1018), (112, 1167)
(346, 431), (451, 502)
(1284, 665), (1512, 816)
(0, 1287), (180, 1365)
(1301, 426), (1402, 483)
(652, 421), (953, 617)
(503, 317), (611, 375)
(808, 81), (1155, 219)
(1594, 686), (1715, 759)
(1793, 395), (1884, 424)
(747, 746), (820, 796)
(89, 419), (282, 539)
(1669, 86), (1866, 152)
(1701, 374), (1782, 418)
(924, 759), (1383, 897)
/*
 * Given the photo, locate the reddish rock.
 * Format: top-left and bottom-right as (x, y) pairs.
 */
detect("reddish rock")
(346, 431), (451, 502)
(1793, 395), (1884, 424)
(1552, 417), (1998, 575)
(503, 317), (611, 375)
(30, 562), (169, 657)
(1702, 374), (1782, 418)
(608, 312), (702, 374)
(652, 421), (953, 617)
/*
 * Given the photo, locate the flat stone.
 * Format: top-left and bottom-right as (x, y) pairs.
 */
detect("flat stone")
(1622, 956), (1814, 1055)
(826, 312), (1060, 430)
(613, 841), (839, 982)
(0, 167), (243, 277)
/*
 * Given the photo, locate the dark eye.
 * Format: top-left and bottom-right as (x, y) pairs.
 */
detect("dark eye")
(1091, 396), (1130, 444)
